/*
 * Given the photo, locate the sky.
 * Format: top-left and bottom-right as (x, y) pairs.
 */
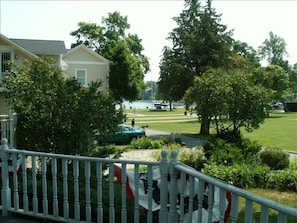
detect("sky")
(1, 0), (296, 82)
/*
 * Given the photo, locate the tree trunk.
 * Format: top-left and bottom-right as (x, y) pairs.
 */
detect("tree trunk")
(199, 115), (210, 135)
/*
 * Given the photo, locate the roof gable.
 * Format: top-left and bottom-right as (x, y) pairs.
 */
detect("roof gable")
(10, 38), (67, 55)
(64, 44), (109, 63)
(0, 34), (37, 58)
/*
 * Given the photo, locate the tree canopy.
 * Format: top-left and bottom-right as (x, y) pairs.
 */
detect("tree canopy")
(184, 69), (270, 135)
(258, 31), (290, 71)
(70, 11), (149, 103)
(4, 58), (123, 154)
(251, 65), (289, 101)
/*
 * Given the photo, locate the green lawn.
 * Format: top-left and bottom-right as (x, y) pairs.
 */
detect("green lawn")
(242, 112), (297, 152)
(125, 109), (297, 151)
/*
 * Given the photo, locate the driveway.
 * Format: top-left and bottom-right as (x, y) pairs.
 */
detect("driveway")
(144, 128), (206, 149)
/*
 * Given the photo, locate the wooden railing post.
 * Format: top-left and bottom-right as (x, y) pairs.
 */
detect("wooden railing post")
(159, 150), (169, 223)
(168, 150), (179, 223)
(1, 138), (11, 216)
(10, 112), (17, 148)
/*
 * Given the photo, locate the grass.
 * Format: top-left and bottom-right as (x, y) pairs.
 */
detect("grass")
(125, 108), (297, 152)
(230, 188), (297, 223)
(242, 112), (297, 152)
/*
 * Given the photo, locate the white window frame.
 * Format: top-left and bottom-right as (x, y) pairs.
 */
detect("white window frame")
(75, 69), (87, 86)
(1, 51), (12, 83)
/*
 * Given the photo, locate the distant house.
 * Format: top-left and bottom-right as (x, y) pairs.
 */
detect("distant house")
(0, 34), (109, 115)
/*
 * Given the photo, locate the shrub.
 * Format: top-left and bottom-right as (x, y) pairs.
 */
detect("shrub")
(266, 170), (297, 192)
(128, 137), (162, 150)
(289, 159), (297, 170)
(203, 137), (261, 165)
(178, 147), (206, 171)
(88, 144), (121, 158)
(259, 147), (290, 170)
(202, 163), (270, 189)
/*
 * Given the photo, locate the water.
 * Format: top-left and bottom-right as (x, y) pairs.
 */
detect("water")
(117, 100), (185, 109)
(119, 100), (155, 109)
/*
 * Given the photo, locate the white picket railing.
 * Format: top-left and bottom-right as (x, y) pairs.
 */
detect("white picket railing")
(1, 138), (297, 223)
(0, 113), (17, 148)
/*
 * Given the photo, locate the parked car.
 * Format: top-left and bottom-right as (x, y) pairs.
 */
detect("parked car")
(94, 124), (145, 145)
(271, 102), (284, 110)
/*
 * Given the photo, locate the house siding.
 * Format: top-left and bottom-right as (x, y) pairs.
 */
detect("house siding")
(63, 46), (109, 91)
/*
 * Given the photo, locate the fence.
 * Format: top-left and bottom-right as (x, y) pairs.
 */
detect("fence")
(1, 138), (297, 222)
(0, 112), (17, 148)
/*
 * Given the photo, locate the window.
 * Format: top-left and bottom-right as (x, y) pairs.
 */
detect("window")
(1, 52), (11, 73)
(76, 69), (87, 86)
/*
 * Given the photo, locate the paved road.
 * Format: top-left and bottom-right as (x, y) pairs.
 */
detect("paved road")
(144, 127), (206, 149)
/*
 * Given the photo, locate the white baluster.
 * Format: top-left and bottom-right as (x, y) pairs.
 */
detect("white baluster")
(219, 188), (226, 223)
(277, 211), (287, 223)
(0, 138), (11, 216)
(207, 184), (214, 223)
(22, 153), (29, 212)
(85, 160), (91, 222)
(51, 158), (58, 217)
(41, 156), (48, 215)
(96, 162), (103, 223)
(188, 175), (194, 222)
(108, 164), (115, 223)
(230, 193), (239, 223)
(62, 159), (69, 219)
(73, 159), (80, 221)
(134, 164), (140, 223)
(179, 171), (187, 223)
(168, 150), (179, 223)
(159, 150), (168, 223)
(12, 153), (19, 210)
(121, 163), (127, 223)
(31, 155), (38, 214)
(146, 165), (153, 223)
(197, 179), (205, 223)
(244, 198), (253, 223)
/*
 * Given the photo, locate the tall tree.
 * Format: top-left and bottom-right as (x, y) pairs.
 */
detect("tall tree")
(4, 58), (123, 154)
(70, 11), (149, 103)
(258, 31), (290, 71)
(158, 0), (234, 134)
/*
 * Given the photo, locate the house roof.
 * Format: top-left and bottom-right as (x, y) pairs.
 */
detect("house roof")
(64, 44), (109, 63)
(10, 38), (67, 55)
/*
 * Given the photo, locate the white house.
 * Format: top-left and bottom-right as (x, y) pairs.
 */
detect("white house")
(0, 33), (109, 115)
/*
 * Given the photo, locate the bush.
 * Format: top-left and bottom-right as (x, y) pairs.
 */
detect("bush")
(88, 144), (121, 159)
(128, 137), (163, 150)
(178, 147), (206, 171)
(202, 163), (270, 189)
(203, 137), (261, 165)
(259, 147), (290, 170)
(289, 159), (297, 171)
(266, 170), (297, 192)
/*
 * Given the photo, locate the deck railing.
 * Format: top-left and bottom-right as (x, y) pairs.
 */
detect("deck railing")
(1, 138), (297, 223)
(0, 113), (17, 148)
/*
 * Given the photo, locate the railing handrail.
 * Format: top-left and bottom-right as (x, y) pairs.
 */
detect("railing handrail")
(173, 161), (297, 218)
(3, 146), (159, 166)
